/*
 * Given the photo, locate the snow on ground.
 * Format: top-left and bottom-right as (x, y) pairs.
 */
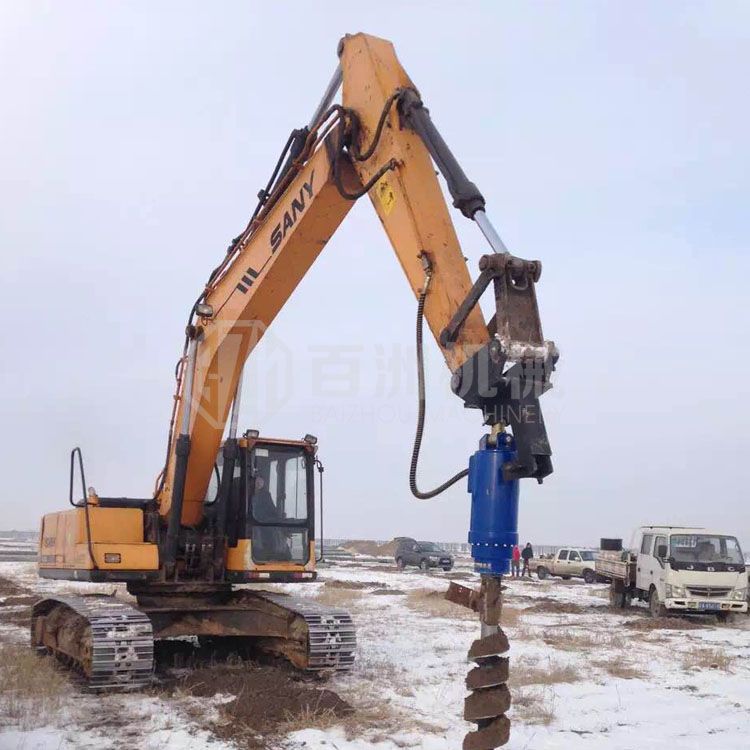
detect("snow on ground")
(1, 559), (749, 749)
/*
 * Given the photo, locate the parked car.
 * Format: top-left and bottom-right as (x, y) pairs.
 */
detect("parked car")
(534, 547), (597, 583)
(395, 538), (453, 571)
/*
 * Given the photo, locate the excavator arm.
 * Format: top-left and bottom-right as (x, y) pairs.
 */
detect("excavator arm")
(159, 32), (555, 538)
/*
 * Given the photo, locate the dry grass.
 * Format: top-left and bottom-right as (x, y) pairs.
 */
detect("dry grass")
(406, 589), (477, 621)
(522, 598), (585, 615)
(510, 657), (581, 688)
(333, 680), (439, 741)
(323, 579), (382, 590)
(0, 645), (67, 730)
(682, 647), (734, 673)
(406, 588), (523, 625)
(313, 586), (363, 608)
(625, 616), (705, 631)
(504, 655), (577, 727)
(542, 628), (625, 652)
(512, 686), (556, 726)
(592, 658), (647, 680)
(275, 702), (343, 733)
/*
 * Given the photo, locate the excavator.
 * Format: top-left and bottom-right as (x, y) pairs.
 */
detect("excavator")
(32, 33), (557, 750)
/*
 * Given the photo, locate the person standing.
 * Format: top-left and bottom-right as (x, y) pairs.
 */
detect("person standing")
(511, 544), (521, 577)
(521, 542), (534, 577)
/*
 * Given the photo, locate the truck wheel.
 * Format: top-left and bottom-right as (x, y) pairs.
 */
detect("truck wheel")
(583, 569), (596, 584)
(396, 557), (405, 571)
(537, 566), (549, 580)
(419, 559), (429, 571)
(649, 588), (667, 618)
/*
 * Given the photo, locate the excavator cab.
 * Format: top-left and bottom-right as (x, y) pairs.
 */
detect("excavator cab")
(245, 440), (312, 563)
(215, 434), (320, 582)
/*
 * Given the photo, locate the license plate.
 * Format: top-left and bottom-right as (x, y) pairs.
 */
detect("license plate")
(698, 602), (720, 611)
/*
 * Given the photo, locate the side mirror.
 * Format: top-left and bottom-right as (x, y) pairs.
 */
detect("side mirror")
(657, 544), (668, 559)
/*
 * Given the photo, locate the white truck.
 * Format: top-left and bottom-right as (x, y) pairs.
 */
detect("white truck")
(534, 548), (598, 583)
(596, 526), (748, 621)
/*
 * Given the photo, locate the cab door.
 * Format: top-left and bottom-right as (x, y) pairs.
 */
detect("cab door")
(556, 549), (570, 576)
(636, 532), (655, 591)
(568, 549), (583, 577)
(652, 534), (668, 594)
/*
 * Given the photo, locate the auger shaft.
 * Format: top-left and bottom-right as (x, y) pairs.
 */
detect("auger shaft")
(463, 575), (511, 750)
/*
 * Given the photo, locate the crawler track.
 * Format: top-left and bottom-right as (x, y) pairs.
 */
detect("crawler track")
(261, 593), (356, 670)
(31, 595), (154, 690)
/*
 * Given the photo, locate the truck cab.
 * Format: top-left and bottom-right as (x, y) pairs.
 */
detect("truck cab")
(635, 526), (747, 619)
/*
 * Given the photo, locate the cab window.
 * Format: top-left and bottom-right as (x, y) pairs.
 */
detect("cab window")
(640, 534), (654, 554)
(569, 551), (581, 562)
(558, 549), (569, 560)
(249, 445), (310, 524)
(247, 444), (311, 565)
(654, 535), (667, 559)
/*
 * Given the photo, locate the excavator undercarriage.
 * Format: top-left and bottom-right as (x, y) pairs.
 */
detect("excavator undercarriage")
(31, 587), (356, 690)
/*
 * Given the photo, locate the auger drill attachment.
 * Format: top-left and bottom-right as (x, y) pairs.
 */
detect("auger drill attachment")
(401, 77), (556, 749)
(464, 431), (518, 749)
(453, 251), (555, 748)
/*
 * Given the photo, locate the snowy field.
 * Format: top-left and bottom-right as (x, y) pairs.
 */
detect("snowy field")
(1, 557), (749, 750)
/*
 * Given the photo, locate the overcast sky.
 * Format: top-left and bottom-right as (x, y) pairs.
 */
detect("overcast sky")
(1, 2), (748, 549)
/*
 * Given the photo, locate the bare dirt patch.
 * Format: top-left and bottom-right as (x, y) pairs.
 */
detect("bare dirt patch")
(167, 663), (352, 747)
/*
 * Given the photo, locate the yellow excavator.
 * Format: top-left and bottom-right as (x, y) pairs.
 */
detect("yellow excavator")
(33, 33), (557, 750)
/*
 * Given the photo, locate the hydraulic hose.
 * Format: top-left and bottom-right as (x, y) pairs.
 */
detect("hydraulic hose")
(409, 268), (469, 499)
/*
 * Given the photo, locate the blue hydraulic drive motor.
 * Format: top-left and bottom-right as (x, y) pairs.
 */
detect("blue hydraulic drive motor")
(467, 432), (520, 575)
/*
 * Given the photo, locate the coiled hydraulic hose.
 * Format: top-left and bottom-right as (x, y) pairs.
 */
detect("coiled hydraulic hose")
(409, 265), (469, 499)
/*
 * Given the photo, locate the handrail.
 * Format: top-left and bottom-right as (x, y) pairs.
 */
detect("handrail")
(315, 458), (325, 563)
(69, 447), (97, 570)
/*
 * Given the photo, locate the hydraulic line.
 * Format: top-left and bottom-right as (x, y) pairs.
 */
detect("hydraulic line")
(409, 263), (469, 500)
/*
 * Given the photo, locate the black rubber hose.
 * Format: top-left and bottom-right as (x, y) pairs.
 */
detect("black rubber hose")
(409, 278), (469, 499)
